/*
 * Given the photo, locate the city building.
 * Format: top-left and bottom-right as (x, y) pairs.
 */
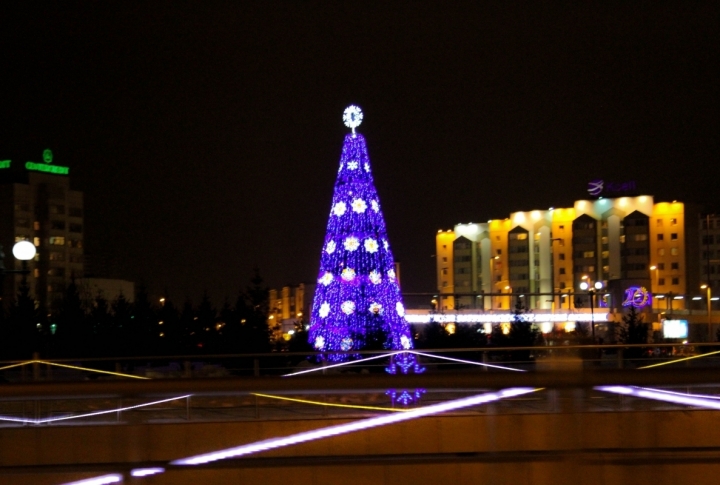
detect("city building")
(0, 149), (83, 310)
(435, 195), (708, 317)
(268, 283), (315, 342)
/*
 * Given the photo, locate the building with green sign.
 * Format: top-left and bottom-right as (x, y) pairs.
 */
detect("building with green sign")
(0, 149), (83, 310)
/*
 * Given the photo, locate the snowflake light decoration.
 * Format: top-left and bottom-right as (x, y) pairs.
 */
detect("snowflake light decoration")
(364, 238), (379, 253)
(396, 302), (405, 317)
(351, 198), (367, 213)
(400, 335), (411, 350)
(332, 202), (347, 217)
(364, 162), (370, 172)
(344, 236), (360, 251)
(388, 269), (396, 281)
(369, 270), (382, 285)
(347, 160), (359, 170)
(383, 239), (389, 250)
(318, 302), (330, 318)
(341, 267), (356, 282)
(314, 336), (325, 350)
(319, 272), (333, 286)
(340, 337), (353, 351)
(325, 240), (336, 254)
(341, 301), (356, 315)
(342, 105), (363, 134)
(371, 200), (379, 212)
(369, 302), (383, 314)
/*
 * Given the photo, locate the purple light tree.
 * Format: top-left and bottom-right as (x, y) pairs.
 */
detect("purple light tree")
(308, 106), (418, 367)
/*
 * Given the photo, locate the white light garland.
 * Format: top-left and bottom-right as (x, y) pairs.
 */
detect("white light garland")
(332, 202), (347, 216)
(341, 268), (356, 282)
(351, 198), (367, 213)
(340, 337), (354, 351)
(318, 272), (333, 286)
(369, 270), (382, 285)
(344, 236), (360, 251)
(318, 302), (330, 318)
(341, 301), (356, 315)
(369, 302), (383, 314)
(364, 238), (379, 253)
(325, 240), (336, 254)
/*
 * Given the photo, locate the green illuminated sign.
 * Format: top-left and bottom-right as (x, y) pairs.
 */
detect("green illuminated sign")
(25, 161), (69, 175)
(0, 149), (69, 175)
(25, 148), (69, 175)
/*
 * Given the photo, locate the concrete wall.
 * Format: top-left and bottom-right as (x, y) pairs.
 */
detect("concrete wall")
(5, 406), (720, 485)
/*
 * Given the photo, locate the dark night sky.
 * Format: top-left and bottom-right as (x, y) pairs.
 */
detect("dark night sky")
(0, 2), (718, 305)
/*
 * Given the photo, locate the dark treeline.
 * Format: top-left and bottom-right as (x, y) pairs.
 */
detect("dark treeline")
(0, 272), (273, 360)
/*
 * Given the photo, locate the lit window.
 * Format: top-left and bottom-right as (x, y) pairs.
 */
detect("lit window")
(658, 248), (666, 256)
(583, 251), (594, 258)
(671, 247), (678, 256)
(33, 237), (40, 246)
(620, 235), (626, 243)
(33, 221), (40, 230)
(634, 234), (647, 241)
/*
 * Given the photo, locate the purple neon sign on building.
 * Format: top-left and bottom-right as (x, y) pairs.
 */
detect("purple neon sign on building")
(308, 106), (415, 361)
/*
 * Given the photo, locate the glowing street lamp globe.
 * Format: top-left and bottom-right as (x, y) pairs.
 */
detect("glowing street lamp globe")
(12, 240), (36, 261)
(579, 282), (589, 291)
(594, 281), (603, 290)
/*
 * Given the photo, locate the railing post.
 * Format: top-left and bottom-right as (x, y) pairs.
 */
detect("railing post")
(482, 351), (489, 372)
(183, 361), (192, 378)
(617, 348), (624, 369)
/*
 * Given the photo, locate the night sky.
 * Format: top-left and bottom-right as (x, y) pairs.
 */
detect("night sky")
(1, 3), (718, 305)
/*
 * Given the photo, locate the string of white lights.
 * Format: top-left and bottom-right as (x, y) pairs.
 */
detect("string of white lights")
(0, 395), (190, 425)
(596, 386), (720, 410)
(171, 387), (538, 465)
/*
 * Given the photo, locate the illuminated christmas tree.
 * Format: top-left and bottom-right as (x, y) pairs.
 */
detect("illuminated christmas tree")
(308, 106), (417, 363)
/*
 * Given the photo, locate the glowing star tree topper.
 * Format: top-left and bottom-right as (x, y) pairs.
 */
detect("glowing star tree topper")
(308, 106), (416, 362)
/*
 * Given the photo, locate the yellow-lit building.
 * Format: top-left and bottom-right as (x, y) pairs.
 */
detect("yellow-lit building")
(436, 196), (704, 314)
(268, 283), (315, 342)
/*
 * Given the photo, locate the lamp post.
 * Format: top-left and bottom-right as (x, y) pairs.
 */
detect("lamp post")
(579, 279), (603, 340)
(0, 241), (36, 296)
(701, 284), (712, 341)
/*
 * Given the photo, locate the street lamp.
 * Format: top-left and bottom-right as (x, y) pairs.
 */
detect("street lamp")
(579, 280), (603, 340)
(701, 284), (712, 341)
(0, 241), (36, 304)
